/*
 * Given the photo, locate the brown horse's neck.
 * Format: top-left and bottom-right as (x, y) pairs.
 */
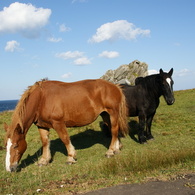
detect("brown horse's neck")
(11, 81), (43, 135)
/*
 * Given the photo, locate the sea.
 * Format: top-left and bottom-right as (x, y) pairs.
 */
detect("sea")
(0, 100), (18, 112)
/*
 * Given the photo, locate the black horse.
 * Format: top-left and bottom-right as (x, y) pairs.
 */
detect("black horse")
(121, 68), (175, 144)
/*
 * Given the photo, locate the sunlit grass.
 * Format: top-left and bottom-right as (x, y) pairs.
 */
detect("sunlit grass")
(0, 89), (194, 194)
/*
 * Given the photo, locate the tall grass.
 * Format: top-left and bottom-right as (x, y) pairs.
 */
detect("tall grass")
(0, 89), (194, 194)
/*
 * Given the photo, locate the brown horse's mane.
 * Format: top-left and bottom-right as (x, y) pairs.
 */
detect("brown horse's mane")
(11, 79), (48, 131)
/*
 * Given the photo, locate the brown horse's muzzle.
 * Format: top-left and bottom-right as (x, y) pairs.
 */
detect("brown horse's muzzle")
(10, 163), (18, 172)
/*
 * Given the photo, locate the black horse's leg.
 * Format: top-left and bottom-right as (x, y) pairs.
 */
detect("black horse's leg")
(145, 113), (155, 140)
(138, 114), (147, 144)
(100, 111), (112, 137)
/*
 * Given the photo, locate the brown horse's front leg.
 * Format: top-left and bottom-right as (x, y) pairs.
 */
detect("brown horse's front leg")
(66, 143), (77, 164)
(53, 123), (76, 164)
(38, 128), (51, 166)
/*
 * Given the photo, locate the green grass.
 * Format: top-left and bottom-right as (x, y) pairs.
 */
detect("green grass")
(0, 89), (194, 194)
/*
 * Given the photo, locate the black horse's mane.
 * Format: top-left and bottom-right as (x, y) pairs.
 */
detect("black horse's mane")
(135, 74), (162, 95)
(136, 74), (158, 84)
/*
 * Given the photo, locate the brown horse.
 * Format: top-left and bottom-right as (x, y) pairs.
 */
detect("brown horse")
(4, 79), (128, 172)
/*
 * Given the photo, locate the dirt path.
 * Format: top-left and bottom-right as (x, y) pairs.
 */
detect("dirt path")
(84, 174), (195, 195)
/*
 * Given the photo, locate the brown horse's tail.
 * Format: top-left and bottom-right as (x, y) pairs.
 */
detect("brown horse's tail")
(118, 86), (129, 137)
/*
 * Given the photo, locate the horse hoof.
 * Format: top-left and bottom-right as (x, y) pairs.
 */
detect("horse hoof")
(66, 161), (73, 165)
(37, 158), (50, 167)
(37, 159), (49, 166)
(114, 149), (120, 155)
(139, 140), (148, 144)
(37, 163), (47, 167)
(139, 136), (147, 144)
(66, 161), (76, 165)
(66, 157), (77, 165)
(105, 154), (114, 158)
(146, 135), (154, 140)
(105, 150), (115, 158)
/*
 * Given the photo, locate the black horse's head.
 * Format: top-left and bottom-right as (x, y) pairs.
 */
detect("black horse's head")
(159, 68), (175, 105)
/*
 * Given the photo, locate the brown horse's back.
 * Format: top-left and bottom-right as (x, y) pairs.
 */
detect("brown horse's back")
(35, 79), (128, 134)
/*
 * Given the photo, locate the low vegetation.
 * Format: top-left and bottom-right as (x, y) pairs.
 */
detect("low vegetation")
(0, 89), (194, 194)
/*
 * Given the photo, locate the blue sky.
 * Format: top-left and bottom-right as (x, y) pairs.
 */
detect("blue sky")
(0, 0), (195, 100)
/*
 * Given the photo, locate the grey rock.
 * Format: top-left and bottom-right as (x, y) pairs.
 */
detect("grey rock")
(100, 60), (148, 85)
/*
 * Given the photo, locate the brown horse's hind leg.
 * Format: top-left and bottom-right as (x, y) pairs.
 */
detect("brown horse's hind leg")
(53, 122), (76, 164)
(105, 114), (121, 158)
(38, 128), (51, 166)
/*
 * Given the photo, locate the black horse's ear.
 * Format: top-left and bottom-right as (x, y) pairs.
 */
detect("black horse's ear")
(169, 68), (173, 76)
(159, 69), (163, 75)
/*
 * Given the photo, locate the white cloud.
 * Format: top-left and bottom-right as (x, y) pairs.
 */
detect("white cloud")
(59, 24), (71, 32)
(172, 69), (195, 90)
(56, 50), (91, 65)
(55, 51), (84, 60)
(0, 2), (51, 38)
(148, 68), (195, 79)
(5, 40), (20, 52)
(61, 72), (72, 78)
(89, 20), (150, 43)
(99, 51), (119, 58)
(73, 57), (91, 65)
(148, 69), (158, 75)
(48, 37), (62, 43)
(175, 69), (190, 77)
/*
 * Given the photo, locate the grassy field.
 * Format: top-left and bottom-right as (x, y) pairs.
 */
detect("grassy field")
(0, 89), (194, 194)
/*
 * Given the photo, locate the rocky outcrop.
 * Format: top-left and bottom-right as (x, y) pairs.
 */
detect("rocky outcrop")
(100, 60), (148, 85)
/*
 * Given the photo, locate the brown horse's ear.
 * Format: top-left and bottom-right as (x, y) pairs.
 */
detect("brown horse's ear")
(169, 68), (173, 76)
(159, 69), (163, 75)
(15, 123), (23, 134)
(4, 123), (9, 132)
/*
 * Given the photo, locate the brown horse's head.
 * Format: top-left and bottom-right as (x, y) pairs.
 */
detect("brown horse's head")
(4, 123), (27, 172)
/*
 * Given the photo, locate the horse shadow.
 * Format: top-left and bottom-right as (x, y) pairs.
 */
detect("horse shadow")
(128, 120), (140, 143)
(99, 120), (140, 143)
(18, 120), (139, 171)
(18, 127), (111, 171)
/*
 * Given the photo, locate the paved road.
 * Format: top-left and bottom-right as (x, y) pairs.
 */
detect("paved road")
(84, 174), (195, 195)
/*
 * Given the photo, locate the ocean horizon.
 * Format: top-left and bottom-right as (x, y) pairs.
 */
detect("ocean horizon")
(0, 100), (18, 112)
